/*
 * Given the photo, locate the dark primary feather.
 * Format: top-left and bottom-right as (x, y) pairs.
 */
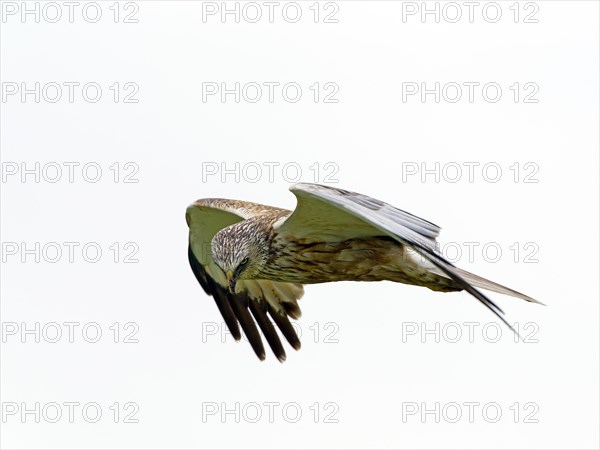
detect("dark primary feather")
(188, 244), (241, 341)
(267, 303), (302, 351)
(188, 243), (301, 360)
(248, 299), (287, 362)
(228, 294), (266, 360)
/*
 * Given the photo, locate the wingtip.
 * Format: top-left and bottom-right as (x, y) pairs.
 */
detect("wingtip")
(523, 296), (546, 306)
(509, 292), (546, 306)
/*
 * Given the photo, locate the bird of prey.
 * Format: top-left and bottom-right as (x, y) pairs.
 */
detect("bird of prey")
(186, 183), (541, 361)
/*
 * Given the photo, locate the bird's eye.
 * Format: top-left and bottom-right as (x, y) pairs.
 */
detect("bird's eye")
(240, 258), (249, 267)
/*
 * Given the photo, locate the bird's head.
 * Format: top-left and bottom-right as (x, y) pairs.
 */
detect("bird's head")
(211, 220), (270, 293)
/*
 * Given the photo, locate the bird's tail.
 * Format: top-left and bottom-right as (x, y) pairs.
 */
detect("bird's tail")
(432, 266), (544, 305)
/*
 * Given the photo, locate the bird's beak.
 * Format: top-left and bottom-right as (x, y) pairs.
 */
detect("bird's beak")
(226, 271), (236, 293)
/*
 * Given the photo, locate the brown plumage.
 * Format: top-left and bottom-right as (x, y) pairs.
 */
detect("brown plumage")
(186, 183), (542, 362)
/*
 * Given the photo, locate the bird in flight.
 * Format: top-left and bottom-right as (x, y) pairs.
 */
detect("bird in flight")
(186, 183), (541, 361)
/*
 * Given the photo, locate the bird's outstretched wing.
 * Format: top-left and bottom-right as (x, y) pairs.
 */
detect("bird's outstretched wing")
(276, 183), (540, 334)
(186, 199), (303, 362)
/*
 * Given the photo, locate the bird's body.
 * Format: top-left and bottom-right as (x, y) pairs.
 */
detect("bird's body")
(186, 183), (541, 362)
(267, 229), (459, 291)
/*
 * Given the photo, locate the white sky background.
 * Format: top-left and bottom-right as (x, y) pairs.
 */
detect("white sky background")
(1, 1), (598, 449)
